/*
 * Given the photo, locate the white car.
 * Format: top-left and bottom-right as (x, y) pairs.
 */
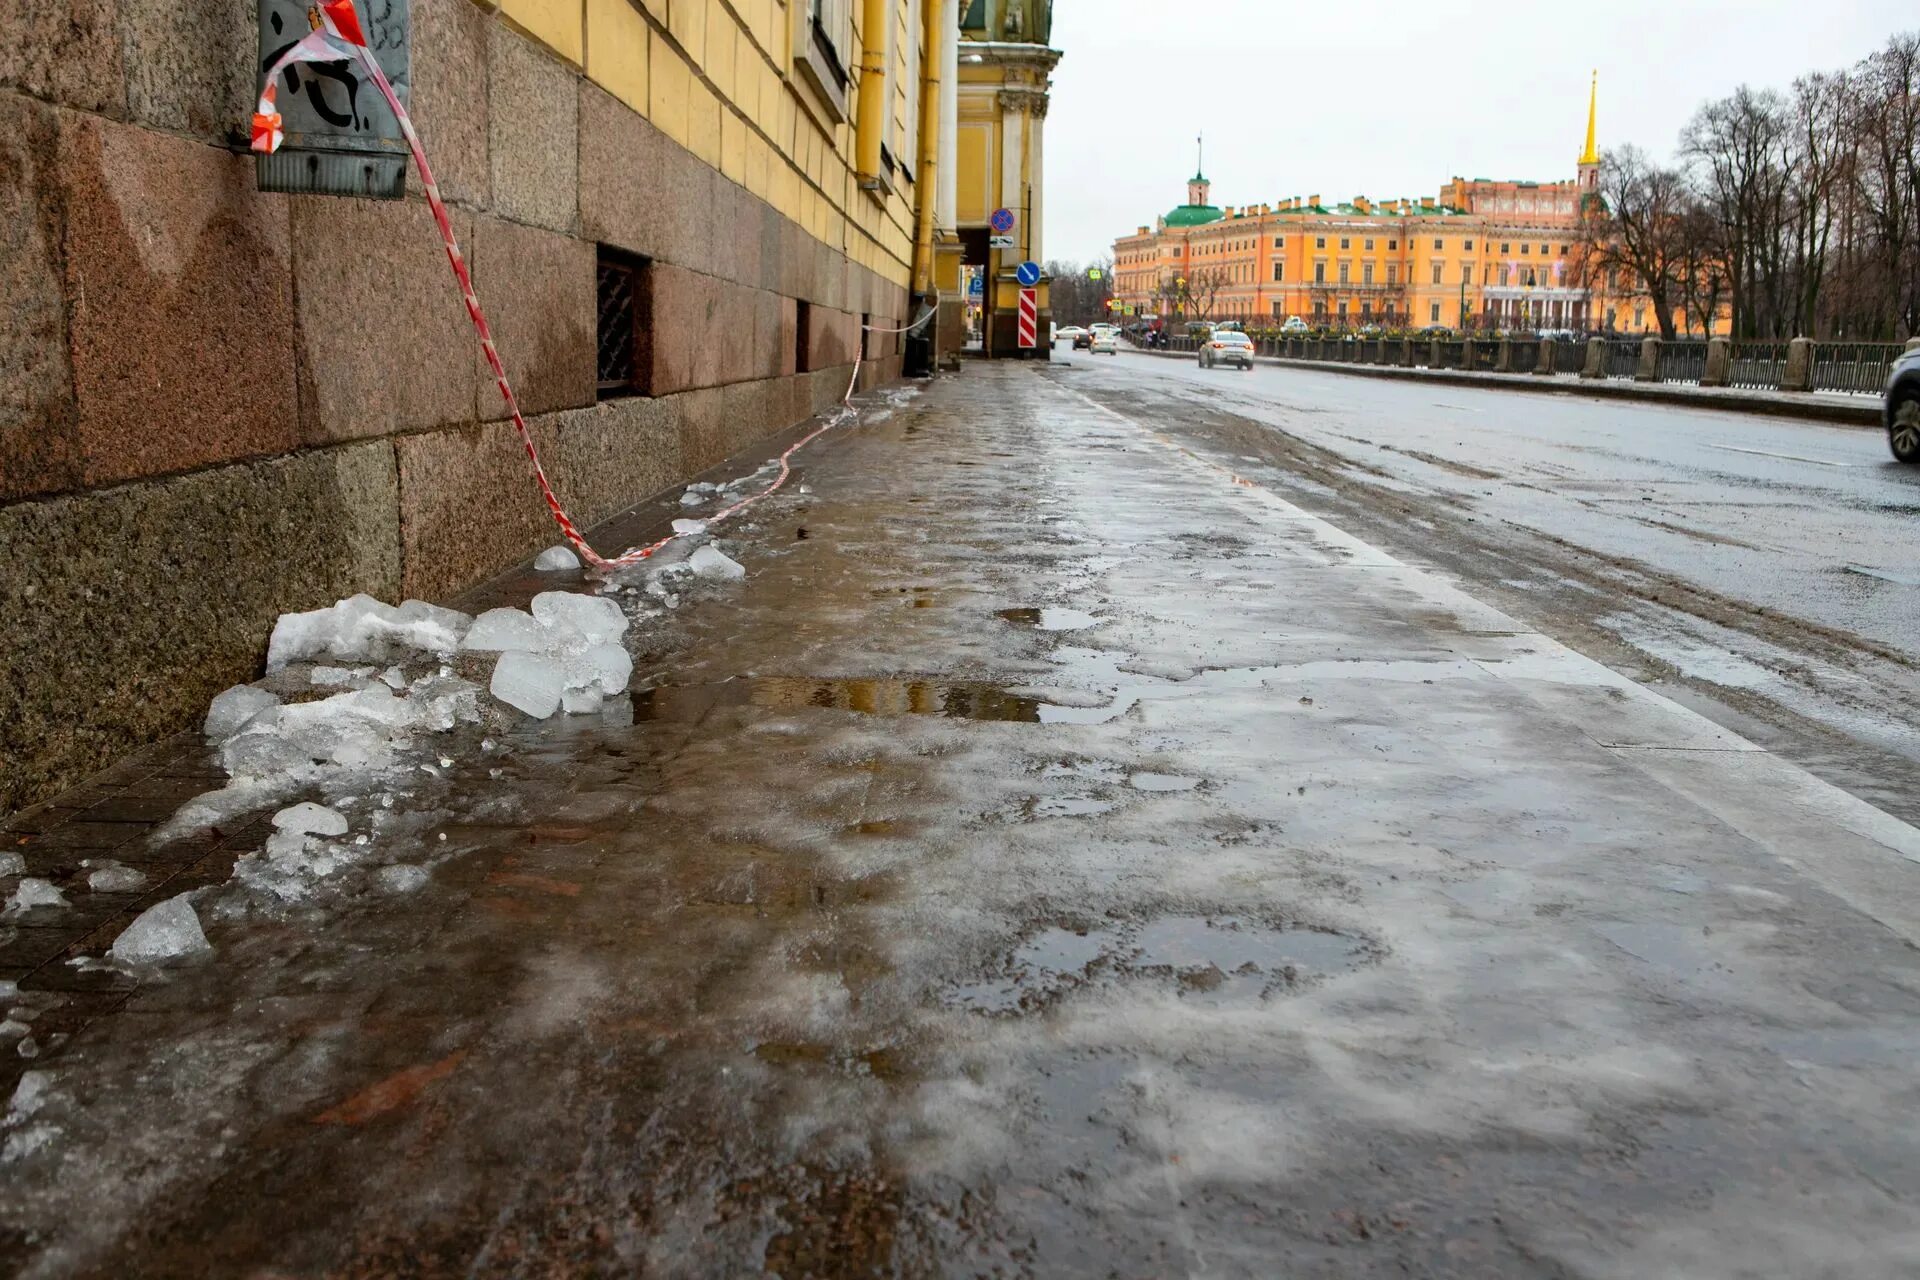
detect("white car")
(1280, 316), (1309, 333)
(1199, 330), (1255, 370)
(1089, 330), (1119, 355)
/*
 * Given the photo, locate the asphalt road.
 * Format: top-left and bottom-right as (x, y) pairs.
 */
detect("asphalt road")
(1057, 349), (1920, 824)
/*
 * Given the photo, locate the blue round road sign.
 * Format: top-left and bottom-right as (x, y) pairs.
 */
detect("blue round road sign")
(990, 207), (1016, 234)
(1015, 260), (1041, 287)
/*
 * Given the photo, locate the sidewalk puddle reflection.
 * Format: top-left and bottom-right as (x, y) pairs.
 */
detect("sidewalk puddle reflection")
(632, 677), (1045, 722)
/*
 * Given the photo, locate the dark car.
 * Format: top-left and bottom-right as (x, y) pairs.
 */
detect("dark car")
(1886, 344), (1920, 464)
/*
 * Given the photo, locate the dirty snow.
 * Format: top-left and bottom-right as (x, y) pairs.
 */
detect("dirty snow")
(108, 894), (211, 965)
(374, 864), (430, 894)
(4, 879), (67, 915)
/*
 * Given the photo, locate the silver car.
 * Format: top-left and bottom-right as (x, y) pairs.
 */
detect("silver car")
(1199, 330), (1255, 370)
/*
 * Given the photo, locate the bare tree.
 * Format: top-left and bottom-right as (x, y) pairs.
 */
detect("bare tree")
(1042, 259), (1115, 326)
(1578, 145), (1694, 339)
(1785, 70), (1851, 337)
(1184, 267), (1229, 321)
(1683, 86), (1793, 338)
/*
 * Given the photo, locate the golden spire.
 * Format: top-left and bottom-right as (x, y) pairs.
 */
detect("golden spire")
(1580, 70), (1599, 166)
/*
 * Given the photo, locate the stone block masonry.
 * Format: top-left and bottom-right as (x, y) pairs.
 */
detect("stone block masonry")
(0, 1), (912, 817)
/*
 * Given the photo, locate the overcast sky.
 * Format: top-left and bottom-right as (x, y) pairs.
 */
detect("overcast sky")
(1042, 0), (1916, 264)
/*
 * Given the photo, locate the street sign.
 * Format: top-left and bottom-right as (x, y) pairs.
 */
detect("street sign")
(1017, 287), (1037, 349)
(1087, 268), (1103, 280)
(967, 274), (984, 298)
(988, 234), (1015, 249)
(990, 207), (1017, 234)
(1015, 260), (1041, 287)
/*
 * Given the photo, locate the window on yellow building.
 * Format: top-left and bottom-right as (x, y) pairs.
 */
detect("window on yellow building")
(1431, 262), (1442, 285)
(1274, 237), (1285, 249)
(1388, 240), (1398, 251)
(1272, 262), (1283, 282)
(1315, 262), (1326, 283)
(1500, 243), (1510, 254)
(1363, 263), (1374, 285)
(1338, 262), (1350, 284)
(1364, 239), (1374, 251)
(1464, 239), (1474, 251)
(1430, 302), (1441, 323)
(1338, 301), (1349, 320)
(1434, 238), (1444, 250)
(1340, 238), (1351, 250)
(1387, 264), (1397, 284)
(1521, 244), (1531, 255)
(1315, 237), (1326, 249)
(1499, 264), (1510, 285)
(1273, 301), (1285, 318)
(1461, 264), (1472, 284)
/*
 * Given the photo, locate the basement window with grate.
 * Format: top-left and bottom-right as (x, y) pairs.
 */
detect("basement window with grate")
(596, 248), (651, 398)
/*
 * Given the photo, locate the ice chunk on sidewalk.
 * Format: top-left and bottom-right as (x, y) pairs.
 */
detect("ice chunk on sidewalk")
(688, 545), (746, 580)
(109, 894), (211, 965)
(272, 802), (348, 837)
(375, 864), (430, 893)
(266, 595), (472, 670)
(530, 592), (628, 647)
(83, 861), (148, 894)
(534, 544), (581, 571)
(0, 852), (25, 878)
(462, 606), (546, 653)
(204, 685), (279, 741)
(4, 879), (66, 915)
(491, 651), (568, 719)
(671, 518), (707, 536)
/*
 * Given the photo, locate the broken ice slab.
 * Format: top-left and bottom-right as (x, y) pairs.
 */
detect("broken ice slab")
(271, 802), (349, 837)
(82, 861), (149, 894)
(266, 595), (473, 670)
(109, 894), (211, 965)
(671, 518), (707, 535)
(688, 545), (746, 580)
(3, 879), (67, 915)
(204, 684), (279, 741)
(529, 592), (628, 647)
(534, 545), (581, 571)
(490, 651), (567, 719)
(462, 607), (546, 653)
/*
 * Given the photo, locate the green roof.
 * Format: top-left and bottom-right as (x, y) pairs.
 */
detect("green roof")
(1165, 204), (1224, 227)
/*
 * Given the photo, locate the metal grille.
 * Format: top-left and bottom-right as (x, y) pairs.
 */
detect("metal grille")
(1508, 339), (1540, 374)
(1812, 342), (1903, 395)
(1551, 336), (1584, 374)
(1729, 341), (1790, 390)
(1604, 338), (1641, 379)
(1658, 340), (1708, 384)
(596, 258), (636, 394)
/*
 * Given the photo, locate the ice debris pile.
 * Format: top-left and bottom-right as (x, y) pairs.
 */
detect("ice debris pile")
(465, 591), (634, 719)
(266, 595), (471, 671)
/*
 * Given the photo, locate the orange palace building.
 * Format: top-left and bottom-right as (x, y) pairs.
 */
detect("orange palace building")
(1113, 84), (1663, 333)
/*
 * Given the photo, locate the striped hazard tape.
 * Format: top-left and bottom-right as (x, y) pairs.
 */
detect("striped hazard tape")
(253, 0), (928, 572)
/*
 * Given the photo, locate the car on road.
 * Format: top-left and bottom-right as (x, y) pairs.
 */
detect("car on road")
(1279, 316), (1309, 333)
(1887, 344), (1920, 463)
(1089, 330), (1119, 355)
(1199, 330), (1255, 370)
(1057, 325), (1090, 349)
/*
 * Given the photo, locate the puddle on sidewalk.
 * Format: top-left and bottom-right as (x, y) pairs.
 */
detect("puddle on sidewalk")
(632, 677), (1045, 723)
(944, 914), (1373, 1014)
(998, 607), (1101, 632)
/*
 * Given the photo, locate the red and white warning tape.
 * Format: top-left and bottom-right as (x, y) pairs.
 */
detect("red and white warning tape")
(254, 0), (928, 572)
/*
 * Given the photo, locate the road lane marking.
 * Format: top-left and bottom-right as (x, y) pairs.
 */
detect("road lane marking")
(1708, 444), (1861, 468)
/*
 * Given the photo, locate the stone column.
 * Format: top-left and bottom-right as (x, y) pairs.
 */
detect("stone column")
(1429, 338), (1443, 369)
(1634, 336), (1662, 382)
(1782, 336), (1814, 391)
(1462, 337), (1478, 370)
(1533, 341), (1556, 376)
(936, 0), (958, 232)
(1701, 337), (1732, 387)
(1906, 337), (1920, 353)
(1580, 337), (1605, 378)
(1495, 338), (1513, 372)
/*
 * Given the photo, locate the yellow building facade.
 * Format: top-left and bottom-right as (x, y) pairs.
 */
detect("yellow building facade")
(1113, 86), (1682, 335)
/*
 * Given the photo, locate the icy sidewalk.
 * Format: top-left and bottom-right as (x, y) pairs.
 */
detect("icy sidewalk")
(4, 365), (1920, 1277)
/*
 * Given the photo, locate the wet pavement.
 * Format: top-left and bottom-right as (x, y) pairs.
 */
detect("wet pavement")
(7, 363), (1920, 1277)
(1065, 351), (1920, 828)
